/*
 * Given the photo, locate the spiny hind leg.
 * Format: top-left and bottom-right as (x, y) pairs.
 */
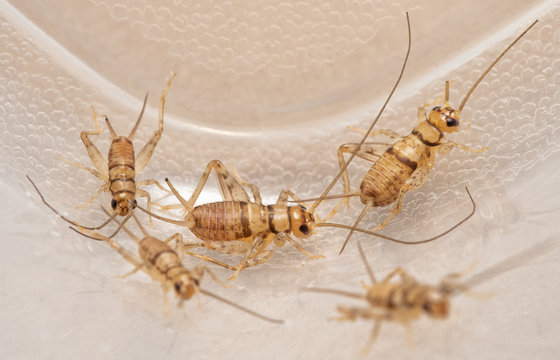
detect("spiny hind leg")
(135, 72), (176, 173)
(370, 166), (430, 232)
(328, 142), (388, 220)
(181, 160), (251, 212)
(80, 106), (109, 177)
(62, 106), (109, 209)
(338, 142), (390, 174)
(438, 141), (488, 154)
(336, 143), (364, 199)
(225, 162), (262, 204)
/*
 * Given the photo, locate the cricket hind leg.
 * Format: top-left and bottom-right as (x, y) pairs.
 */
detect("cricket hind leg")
(369, 165), (430, 233)
(167, 159), (251, 214)
(225, 162), (263, 204)
(322, 142), (389, 222)
(184, 239), (275, 281)
(79, 105), (109, 178)
(135, 73), (176, 173)
(57, 154), (108, 209)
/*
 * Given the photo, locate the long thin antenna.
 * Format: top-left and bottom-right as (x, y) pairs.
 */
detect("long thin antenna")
(318, 186), (475, 245)
(26, 175), (114, 236)
(292, 192), (361, 203)
(99, 206), (142, 242)
(69, 226), (104, 241)
(338, 201), (373, 255)
(458, 19), (538, 112)
(300, 287), (365, 300)
(309, 12), (412, 214)
(105, 211), (134, 239)
(199, 289), (284, 324)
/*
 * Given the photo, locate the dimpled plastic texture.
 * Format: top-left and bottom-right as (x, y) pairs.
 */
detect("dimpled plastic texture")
(1, 0), (560, 359)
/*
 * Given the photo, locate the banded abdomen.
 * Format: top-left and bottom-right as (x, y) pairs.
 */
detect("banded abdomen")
(138, 236), (198, 299)
(189, 201), (291, 242)
(108, 137), (136, 215)
(360, 120), (441, 207)
(366, 282), (446, 317)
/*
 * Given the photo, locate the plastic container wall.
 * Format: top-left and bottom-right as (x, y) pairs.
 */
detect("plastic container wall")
(1, 1), (559, 359)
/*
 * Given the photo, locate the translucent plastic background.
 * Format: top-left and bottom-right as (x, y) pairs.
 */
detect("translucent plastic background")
(1, 0), (559, 359)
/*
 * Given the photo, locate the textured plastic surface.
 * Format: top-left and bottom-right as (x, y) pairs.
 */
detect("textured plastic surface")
(1, 0), (559, 359)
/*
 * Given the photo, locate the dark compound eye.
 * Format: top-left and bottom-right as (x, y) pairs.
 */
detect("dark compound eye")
(193, 278), (200, 287)
(133, 200), (138, 207)
(299, 224), (309, 235)
(446, 117), (458, 127)
(111, 199), (117, 209)
(174, 282), (181, 292)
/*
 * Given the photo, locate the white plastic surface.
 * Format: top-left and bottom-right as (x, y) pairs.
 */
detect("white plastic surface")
(1, 1), (560, 359)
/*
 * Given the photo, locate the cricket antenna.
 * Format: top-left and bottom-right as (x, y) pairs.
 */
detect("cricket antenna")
(457, 20), (538, 112)
(310, 12), (412, 214)
(199, 289), (284, 324)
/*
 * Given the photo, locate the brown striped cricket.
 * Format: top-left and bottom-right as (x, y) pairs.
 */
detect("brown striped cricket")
(57, 73), (176, 231)
(303, 239), (556, 356)
(134, 159), (324, 280)
(69, 209), (284, 323)
(308, 17), (538, 254)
